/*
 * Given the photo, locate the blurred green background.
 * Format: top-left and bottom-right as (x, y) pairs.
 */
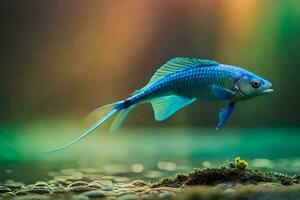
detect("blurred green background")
(0, 0), (299, 183)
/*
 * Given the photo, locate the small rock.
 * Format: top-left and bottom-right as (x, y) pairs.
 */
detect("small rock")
(66, 181), (73, 185)
(47, 180), (59, 186)
(60, 168), (77, 175)
(51, 186), (66, 193)
(54, 176), (68, 184)
(72, 195), (90, 200)
(80, 168), (101, 174)
(117, 194), (139, 200)
(87, 182), (103, 189)
(0, 186), (11, 193)
(68, 181), (89, 188)
(14, 194), (50, 199)
(120, 185), (135, 190)
(34, 181), (49, 187)
(69, 172), (84, 181)
(102, 175), (117, 180)
(101, 186), (115, 191)
(140, 194), (149, 199)
(114, 191), (129, 197)
(15, 190), (29, 196)
(95, 180), (113, 186)
(27, 186), (51, 194)
(83, 190), (106, 198)
(2, 192), (15, 197)
(150, 190), (159, 194)
(4, 180), (24, 190)
(68, 186), (94, 193)
(224, 188), (235, 195)
(158, 191), (176, 199)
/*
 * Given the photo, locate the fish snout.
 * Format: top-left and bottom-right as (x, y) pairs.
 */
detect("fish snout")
(262, 82), (273, 94)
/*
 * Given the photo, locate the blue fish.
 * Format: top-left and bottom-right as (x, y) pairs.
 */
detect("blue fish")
(48, 58), (273, 152)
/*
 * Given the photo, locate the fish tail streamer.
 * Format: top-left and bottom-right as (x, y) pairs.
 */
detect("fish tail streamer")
(47, 100), (133, 153)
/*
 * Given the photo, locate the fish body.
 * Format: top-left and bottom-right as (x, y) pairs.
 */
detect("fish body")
(48, 58), (273, 153)
(129, 64), (244, 103)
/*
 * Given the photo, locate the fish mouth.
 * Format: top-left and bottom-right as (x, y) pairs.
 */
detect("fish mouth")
(262, 88), (274, 94)
(262, 83), (274, 94)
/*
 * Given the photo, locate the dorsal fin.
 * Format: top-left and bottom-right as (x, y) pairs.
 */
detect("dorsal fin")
(134, 58), (219, 94)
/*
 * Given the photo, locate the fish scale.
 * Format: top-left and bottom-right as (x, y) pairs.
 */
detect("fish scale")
(133, 66), (235, 101)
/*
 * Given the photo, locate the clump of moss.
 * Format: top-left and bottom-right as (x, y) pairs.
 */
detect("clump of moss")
(235, 157), (248, 170)
(152, 157), (297, 188)
(155, 174), (188, 188)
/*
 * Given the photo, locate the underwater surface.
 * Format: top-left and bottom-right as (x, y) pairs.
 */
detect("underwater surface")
(1, 123), (300, 199)
(0, 122), (299, 184)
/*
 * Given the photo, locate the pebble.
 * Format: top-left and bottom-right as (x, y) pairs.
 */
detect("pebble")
(60, 168), (77, 175)
(83, 174), (103, 181)
(72, 195), (90, 200)
(91, 180), (106, 185)
(102, 175), (118, 180)
(83, 190), (106, 198)
(79, 168), (101, 174)
(262, 182), (282, 188)
(27, 186), (51, 194)
(69, 172), (84, 181)
(47, 180), (58, 185)
(95, 180), (113, 186)
(68, 181), (89, 188)
(87, 182), (103, 189)
(51, 187), (66, 193)
(13, 194), (50, 200)
(117, 194), (139, 200)
(224, 188), (236, 196)
(68, 186), (94, 193)
(4, 180), (24, 190)
(101, 186), (115, 191)
(34, 181), (49, 187)
(2, 192), (15, 197)
(158, 191), (176, 199)
(149, 190), (159, 194)
(140, 194), (149, 199)
(15, 190), (30, 196)
(0, 186), (11, 193)
(54, 176), (68, 183)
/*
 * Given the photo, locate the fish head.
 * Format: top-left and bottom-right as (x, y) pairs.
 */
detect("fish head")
(235, 73), (273, 99)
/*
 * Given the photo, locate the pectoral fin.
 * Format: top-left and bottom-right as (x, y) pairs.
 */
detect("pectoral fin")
(216, 102), (236, 130)
(151, 95), (196, 121)
(211, 85), (235, 100)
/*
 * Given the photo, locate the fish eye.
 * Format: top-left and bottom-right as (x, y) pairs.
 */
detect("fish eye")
(251, 80), (260, 88)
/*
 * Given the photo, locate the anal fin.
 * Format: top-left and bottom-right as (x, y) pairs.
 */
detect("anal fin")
(217, 102), (236, 130)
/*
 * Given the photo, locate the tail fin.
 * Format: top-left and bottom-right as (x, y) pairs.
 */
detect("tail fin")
(47, 101), (131, 153)
(110, 107), (132, 133)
